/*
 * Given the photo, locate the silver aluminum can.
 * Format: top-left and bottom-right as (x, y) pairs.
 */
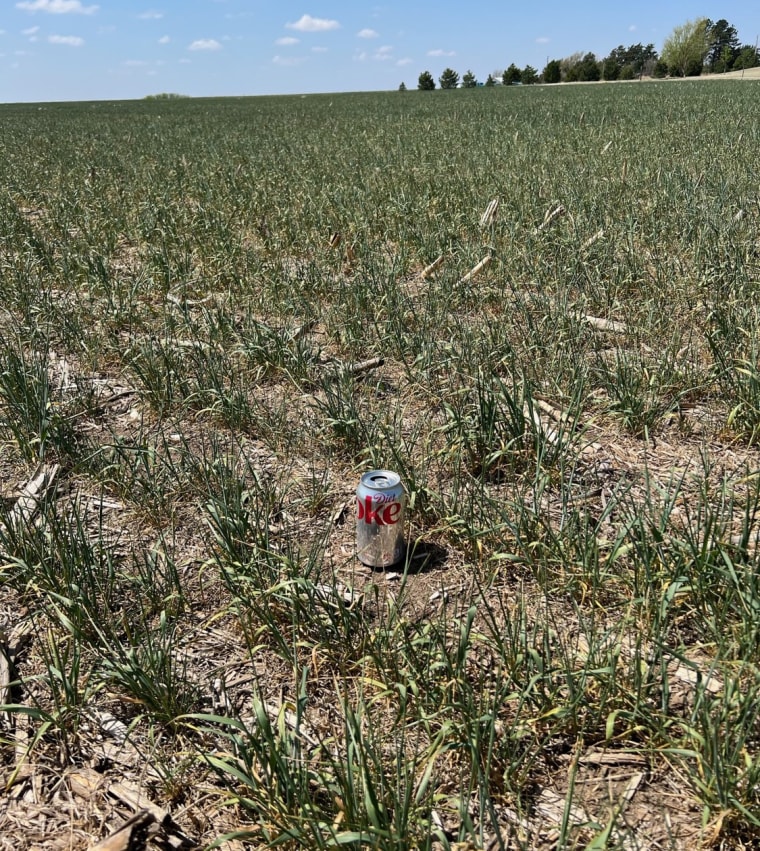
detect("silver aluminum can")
(356, 470), (406, 567)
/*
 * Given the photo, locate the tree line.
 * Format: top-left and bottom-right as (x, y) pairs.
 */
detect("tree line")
(405, 18), (759, 90)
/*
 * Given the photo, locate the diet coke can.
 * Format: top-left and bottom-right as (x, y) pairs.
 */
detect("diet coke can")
(356, 470), (406, 567)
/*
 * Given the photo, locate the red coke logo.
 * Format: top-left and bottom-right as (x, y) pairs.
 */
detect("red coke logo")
(357, 495), (401, 526)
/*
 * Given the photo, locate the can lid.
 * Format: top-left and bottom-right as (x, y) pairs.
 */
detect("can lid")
(360, 469), (401, 490)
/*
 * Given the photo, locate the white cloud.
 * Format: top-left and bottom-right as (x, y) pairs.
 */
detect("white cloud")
(23, 26), (40, 34)
(535, 36), (550, 44)
(354, 50), (368, 61)
(374, 45), (393, 60)
(628, 24), (637, 32)
(273, 53), (305, 66)
(16, 0), (98, 13)
(286, 14), (339, 33)
(48, 33), (84, 45)
(396, 57), (412, 66)
(158, 35), (169, 44)
(427, 48), (455, 57)
(138, 10), (163, 19)
(188, 38), (221, 51)
(275, 36), (299, 45)
(357, 28), (378, 39)
(312, 46), (328, 53)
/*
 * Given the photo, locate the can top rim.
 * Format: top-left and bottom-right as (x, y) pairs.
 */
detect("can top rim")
(359, 469), (401, 490)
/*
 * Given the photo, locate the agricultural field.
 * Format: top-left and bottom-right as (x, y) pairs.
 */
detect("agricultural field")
(0, 80), (759, 850)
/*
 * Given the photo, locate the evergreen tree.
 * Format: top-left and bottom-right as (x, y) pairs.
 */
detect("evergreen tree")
(461, 70), (478, 88)
(706, 19), (740, 71)
(564, 53), (600, 82)
(417, 70), (436, 90)
(439, 67), (460, 89)
(579, 52), (601, 81)
(602, 43), (658, 78)
(502, 64), (522, 85)
(542, 59), (561, 83)
(602, 56), (620, 80)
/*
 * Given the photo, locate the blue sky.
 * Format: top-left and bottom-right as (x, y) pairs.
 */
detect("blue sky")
(1, 1), (758, 102)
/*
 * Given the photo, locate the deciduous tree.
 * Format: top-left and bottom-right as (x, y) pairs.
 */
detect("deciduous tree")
(560, 52), (584, 80)
(734, 44), (760, 70)
(661, 18), (710, 77)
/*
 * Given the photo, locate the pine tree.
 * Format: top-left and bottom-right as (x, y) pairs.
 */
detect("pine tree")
(461, 70), (478, 88)
(542, 59), (561, 83)
(417, 71), (435, 90)
(439, 68), (460, 89)
(502, 64), (522, 85)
